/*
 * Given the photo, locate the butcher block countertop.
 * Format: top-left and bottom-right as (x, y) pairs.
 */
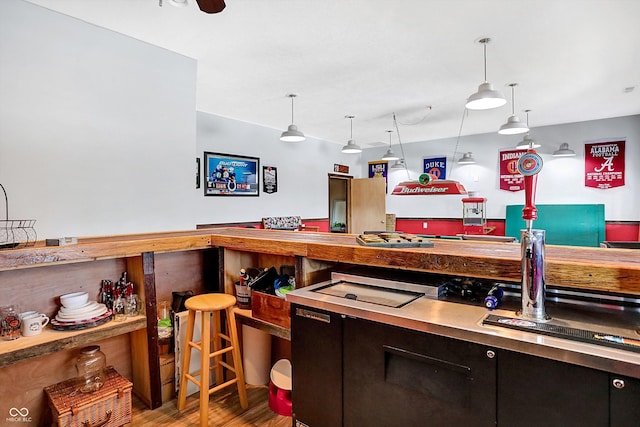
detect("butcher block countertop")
(1, 228), (639, 295)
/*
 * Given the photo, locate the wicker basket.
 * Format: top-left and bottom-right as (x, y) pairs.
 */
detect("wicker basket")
(44, 367), (133, 427)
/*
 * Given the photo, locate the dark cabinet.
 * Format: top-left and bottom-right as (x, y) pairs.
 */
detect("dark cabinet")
(291, 303), (640, 427)
(497, 349), (609, 427)
(610, 374), (640, 427)
(343, 317), (496, 427)
(291, 304), (343, 427)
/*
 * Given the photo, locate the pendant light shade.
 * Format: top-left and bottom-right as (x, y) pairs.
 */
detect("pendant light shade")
(515, 111), (539, 148)
(458, 152), (476, 164)
(553, 143), (576, 157)
(381, 130), (399, 161)
(382, 148), (399, 161)
(390, 158), (405, 169)
(465, 38), (506, 110)
(498, 83), (529, 135)
(516, 134), (540, 149)
(341, 140), (362, 154)
(341, 115), (362, 153)
(280, 94), (305, 142)
(169, 0), (188, 7)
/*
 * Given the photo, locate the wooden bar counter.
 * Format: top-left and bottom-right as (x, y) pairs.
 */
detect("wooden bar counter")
(206, 228), (640, 295)
(0, 227), (639, 424)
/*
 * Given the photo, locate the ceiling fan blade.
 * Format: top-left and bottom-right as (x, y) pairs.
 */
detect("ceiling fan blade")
(196, 0), (226, 13)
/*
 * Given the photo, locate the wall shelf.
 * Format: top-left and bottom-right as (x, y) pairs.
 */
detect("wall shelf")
(0, 315), (146, 368)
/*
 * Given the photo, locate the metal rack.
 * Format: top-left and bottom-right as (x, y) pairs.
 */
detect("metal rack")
(0, 184), (36, 249)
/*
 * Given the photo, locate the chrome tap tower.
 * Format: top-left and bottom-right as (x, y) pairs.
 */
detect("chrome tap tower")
(517, 151), (550, 322)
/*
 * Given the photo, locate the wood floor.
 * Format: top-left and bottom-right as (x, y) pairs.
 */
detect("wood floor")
(131, 385), (292, 426)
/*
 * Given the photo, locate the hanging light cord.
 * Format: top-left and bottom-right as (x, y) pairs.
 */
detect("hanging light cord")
(510, 86), (515, 115)
(290, 96), (295, 123)
(1, 183), (8, 223)
(394, 105), (433, 126)
(392, 113), (411, 180)
(483, 41), (488, 82)
(450, 107), (468, 174)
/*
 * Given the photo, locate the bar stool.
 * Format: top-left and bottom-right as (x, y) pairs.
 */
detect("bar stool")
(176, 293), (248, 427)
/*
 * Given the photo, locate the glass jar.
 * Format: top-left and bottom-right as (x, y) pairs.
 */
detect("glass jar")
(0, 305), (21, 340)
(76, 345), (107, 393)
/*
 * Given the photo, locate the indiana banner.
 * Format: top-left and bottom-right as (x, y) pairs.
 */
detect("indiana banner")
(499, 149), (527, 192)
(585, 140), (625, 189)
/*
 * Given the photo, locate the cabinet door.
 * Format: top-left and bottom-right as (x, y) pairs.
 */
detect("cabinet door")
(610, 374), (640, 427)
(291, 304), (343, 427)
(348, 177), (386, 234)
(343, 317), (496, 427)
(498, 349), (609, 427)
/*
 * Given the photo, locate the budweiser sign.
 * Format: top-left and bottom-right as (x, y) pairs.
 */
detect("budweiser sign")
(391, 180), (467, 195)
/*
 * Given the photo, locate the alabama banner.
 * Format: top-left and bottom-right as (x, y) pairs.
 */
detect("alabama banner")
(585, 139), (625, 189)
(499, 149), (527, 192)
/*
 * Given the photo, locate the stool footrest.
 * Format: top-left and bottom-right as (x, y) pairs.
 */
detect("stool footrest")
(209, 346), (233, 359)
(208, 378), (239, 396)
(219, 360), (236, 373)
(185, 373), (201, 388)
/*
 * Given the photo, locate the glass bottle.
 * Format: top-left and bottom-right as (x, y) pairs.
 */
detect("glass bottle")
(76, 345), (107, 393)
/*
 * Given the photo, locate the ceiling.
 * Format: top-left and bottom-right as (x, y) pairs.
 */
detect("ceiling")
(25, 0), (640, 148)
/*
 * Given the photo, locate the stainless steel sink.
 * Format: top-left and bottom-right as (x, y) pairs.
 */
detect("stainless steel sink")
(311, 273), (440, 309)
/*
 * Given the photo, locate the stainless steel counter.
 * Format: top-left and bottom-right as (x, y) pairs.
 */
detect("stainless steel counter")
(286, 273), (640, 379)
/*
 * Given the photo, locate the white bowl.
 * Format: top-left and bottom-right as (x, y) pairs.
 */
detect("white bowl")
(60, 291), (89, 308)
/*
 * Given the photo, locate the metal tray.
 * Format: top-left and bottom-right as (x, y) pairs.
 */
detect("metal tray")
(356, 233), (434, 248)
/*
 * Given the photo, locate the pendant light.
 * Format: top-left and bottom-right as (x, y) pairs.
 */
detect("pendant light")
(280, 94), (305, 142)
(341, 115), (362, 154)
(465, 38), (506, 110)
(458, 152), (476, 164)
(390, 158), (406, 169)
(515, 110), (541, 149)
(381, 130), (399, 161)
(553, 143), (576, 157)
(498, 83), (529, 135)
(169, 0), (188, 7)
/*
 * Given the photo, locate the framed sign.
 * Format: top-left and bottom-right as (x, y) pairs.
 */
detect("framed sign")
(196, 158), (201, 189)
(204, 152), (260, 196)
(368, 160), (388, 192)
(263, 165), (278, 194)
(585, 139), (625, 189)
(499, 149), (527, 192)
(423, 156), (447, 180)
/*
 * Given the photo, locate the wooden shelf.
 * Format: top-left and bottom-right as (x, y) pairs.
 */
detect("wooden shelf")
(0, 315), (146, 368)
(0, 231), (212, 272)
(234, 308), (290, 341)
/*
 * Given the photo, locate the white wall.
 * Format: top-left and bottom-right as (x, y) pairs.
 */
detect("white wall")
(1, 0), (637, 241)
(194, 112), (362, 225)
(366, 115), (640, 221)
(0, 0), (197, 238)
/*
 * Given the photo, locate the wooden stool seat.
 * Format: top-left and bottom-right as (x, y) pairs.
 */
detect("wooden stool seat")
(185, 293), (236, 312)
(177, 293), (248, 427)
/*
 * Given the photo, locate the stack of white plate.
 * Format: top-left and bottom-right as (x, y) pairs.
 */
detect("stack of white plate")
(55, 301), (108, 323)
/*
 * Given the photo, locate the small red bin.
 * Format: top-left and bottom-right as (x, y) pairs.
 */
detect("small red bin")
(268, 359), (292, 417)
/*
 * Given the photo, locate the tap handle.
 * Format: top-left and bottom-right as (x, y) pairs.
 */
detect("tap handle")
(518, 150), (543, 221)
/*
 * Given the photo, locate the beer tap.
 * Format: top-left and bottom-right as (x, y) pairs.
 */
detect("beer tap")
(517, 147), (550, 322)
